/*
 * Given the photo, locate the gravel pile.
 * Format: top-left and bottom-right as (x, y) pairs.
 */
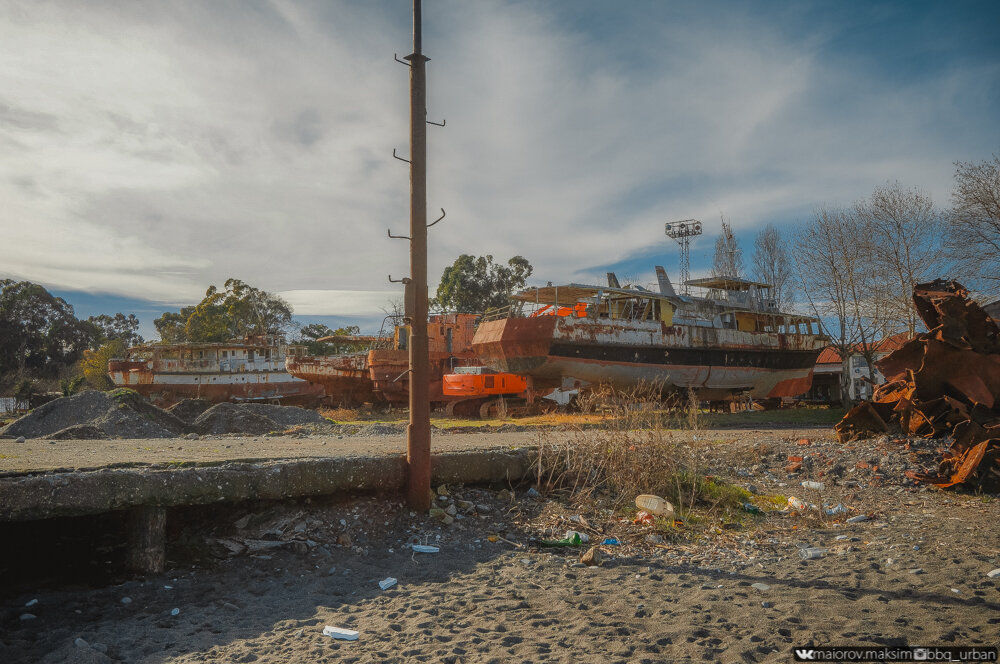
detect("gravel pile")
(166, 399), (213, 423)
(191, 403), (281, 435)
(1, 390), (184, 439)
(237, 403), (326, 428)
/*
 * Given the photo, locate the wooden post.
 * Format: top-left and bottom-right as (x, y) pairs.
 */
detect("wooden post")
(127, 506), (166, 574)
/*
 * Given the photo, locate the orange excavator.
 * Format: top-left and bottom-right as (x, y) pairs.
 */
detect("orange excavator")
(441, 367), (554, 418)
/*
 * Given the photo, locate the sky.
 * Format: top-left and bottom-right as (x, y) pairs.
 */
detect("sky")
(2, 0), (998, 340)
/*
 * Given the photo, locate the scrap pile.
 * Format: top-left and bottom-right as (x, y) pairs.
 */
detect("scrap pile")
(835, 279), (1000, 489)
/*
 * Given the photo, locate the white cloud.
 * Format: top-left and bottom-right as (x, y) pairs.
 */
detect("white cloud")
(278, 289), (400, 316)
(0, 0), (995, 316)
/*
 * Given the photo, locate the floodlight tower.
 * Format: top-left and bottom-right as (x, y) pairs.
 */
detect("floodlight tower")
(664, 219), (703, 295)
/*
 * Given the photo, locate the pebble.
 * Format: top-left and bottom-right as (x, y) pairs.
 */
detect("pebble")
(950, 588), (961, 594)
(121, 597), (132, 605)
(751, 583), (771, 591)
(222, 602), (240, 611)
(846, 515), (869, 524)
(987, 569), (1000, 579)
(74, 638), (90, 649)
(170, 608), (180, 616)
(24, 599), (37, 607)
(761, 601), (773, 608)
(19, 614), (36, 621)
(908, 569), (924, 575)
(15, 436), (25, 443)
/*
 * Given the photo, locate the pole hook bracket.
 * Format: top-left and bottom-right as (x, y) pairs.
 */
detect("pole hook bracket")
(394, 53), (411, 67)
(392, 368), (412, 383)
(426, 118), (446, 127)
(427, 208), (446, 228)
(393, 148), (411, 164)
(388, 275), (412, 284)
(388, 229), (411, 240)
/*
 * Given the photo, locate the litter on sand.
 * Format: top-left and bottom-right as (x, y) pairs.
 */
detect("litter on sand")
(378, 577), (397, 590)
(323, 626), (359, 641)
(411, 545), (440, 553)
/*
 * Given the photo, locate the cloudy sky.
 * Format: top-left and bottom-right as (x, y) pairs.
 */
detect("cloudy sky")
(2, 0), (998, 338)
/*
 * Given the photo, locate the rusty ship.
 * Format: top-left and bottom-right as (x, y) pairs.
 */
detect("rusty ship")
(471, 268), (827, 402)
(108, 336), (325, 407)
(284, 313), (480, 407)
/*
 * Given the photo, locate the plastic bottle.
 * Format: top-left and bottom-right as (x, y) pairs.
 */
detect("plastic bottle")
(787, 496), (806, 510)
(801, 481), (825, 490)
(635, 494), (675, 517)
(799, 547), (827, 560)
(564, 530), (589, 543)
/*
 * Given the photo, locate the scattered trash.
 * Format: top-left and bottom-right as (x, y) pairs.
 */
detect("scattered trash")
(635, 494), (674, 517)
(787, 497), (806, 511)
(824, 504), (848, 516)
(751, 583), (771, 591)
(411, 544), (440, 553)
(909, 568), (924, 575)
(800, 481), (825, 490)
(580, 545), (604, 567)
(761, 601), (773, 608)
(540, 532), (584, 547)
(525, 487), (541, 498)
(644, 533), (664, 544)
(633, 510), (655, 525)
(436, 484), (449, 497)
(987, 569), (1000, 579)
(846, 515), (869, 524)
(564, 530), (589, 544)
(798, 547), (827, 560)
(951, 588), (962, 594)
(378, 577), (397, 590)
(741, 502), (762, 515)
(323, 625), (359, 641)
(170, 608), (180, 616)
(601, 538), (620, 546)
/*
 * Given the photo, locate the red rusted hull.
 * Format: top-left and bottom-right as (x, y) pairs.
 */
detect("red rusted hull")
(472, 317), (822, 400)
(368, 349), (477, 405)
(284, 353), (379, 406)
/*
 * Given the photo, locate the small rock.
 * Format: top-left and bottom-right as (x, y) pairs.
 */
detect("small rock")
(909, 568), (924, 575)
(294, 629), (303, 637)
(15, 436), (25, 444)
(337, 534), (352, 547)
(645, 534), (663, 544)
(91, 643), (108, 654)
(475, 504), (492, 513)
(498, 489), (512, 502)
(185, 433), (200, 440)
(761, 601), (773, 608)
(442, 514), (455, 526)
(444, 503), (458, 517)
(24, 599), (38, 607)
(74, 638), (90, 649)
(120, 597), (132, 605)
(846, 515), (869, 524)
(233, 515), (251, 529)
(580, 546), (604, 567)
(951, 588), (961, 594)
(455, 499), (474, 512)
(222, 602), (240, 611)
(170, 608), (180, 616)
(987, 569), (1000, 579)
(19, 613), (36, 621)
(328, 566), (338, 575)
(436, 484), (449, 497)
(751, 583), (771, 591)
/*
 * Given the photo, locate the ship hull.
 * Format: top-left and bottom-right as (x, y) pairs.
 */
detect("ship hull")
(284, 354), (378, 406)
(472, 316), (821, 400)
(109, 360), (324, 407)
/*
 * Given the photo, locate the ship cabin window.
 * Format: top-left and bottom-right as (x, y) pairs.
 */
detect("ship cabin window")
(221, 351), (228, 358)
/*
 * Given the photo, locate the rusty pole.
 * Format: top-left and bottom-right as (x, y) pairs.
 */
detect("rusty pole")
(405, 0), (431, 510)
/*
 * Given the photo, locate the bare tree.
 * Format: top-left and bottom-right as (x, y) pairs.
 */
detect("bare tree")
(794, 207), (884, 404)
(855, 182), (945, 336)
(712, 217), (743, 279)
(751, 224), (793, 311)
(947, 154), (1000, 289)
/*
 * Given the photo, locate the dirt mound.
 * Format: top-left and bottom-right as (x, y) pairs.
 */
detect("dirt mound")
(49, 424), (107, 440)
(166, 399), (213, 423)
(192, 403), (279, 435)
(1, 389), (184, 439)
(237, 403), (326, 427)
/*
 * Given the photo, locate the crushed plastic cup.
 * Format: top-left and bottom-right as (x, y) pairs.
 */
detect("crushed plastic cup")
(798, 547), (827, 560)
(824, 503), (847, 516)
(800, 481), (825, 490)
(601, 538), (620, 546)
(635, 494), (674, 517)
(564, 530), (589, 544)
(411, 545), (440, 553)
(787, 497), (806, 511)
(378, 577), (397, 590)
(323, 625), (359, 641)
(633, 510), (655, 525)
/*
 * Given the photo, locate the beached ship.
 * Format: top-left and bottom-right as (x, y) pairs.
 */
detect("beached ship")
(108, 336), (325, 407)
(283, 313), (480, 407)
(471, 268), (827, 402)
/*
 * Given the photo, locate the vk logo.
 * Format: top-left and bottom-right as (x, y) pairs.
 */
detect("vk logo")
(795, 650), (816, 660)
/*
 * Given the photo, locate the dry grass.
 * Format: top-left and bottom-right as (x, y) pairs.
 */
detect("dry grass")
(319, 406), (361, 422)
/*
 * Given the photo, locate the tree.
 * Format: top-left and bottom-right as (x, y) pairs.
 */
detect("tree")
(432, 255), (533, 313)
(751, 224), (793, 311)
(793, 207), (885, 404)
(712, 218), (743, 279)
(292, 323), (364, 355)
(947, 154), (1000, 289)
(88, 313), (144, 348)
(82, 340), (126, 390)
(855, 182), (945, 336)
(154, 279), (293, 343)
(0, 280), (98, 379)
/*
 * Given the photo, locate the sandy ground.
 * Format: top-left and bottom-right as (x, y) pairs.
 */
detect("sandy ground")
(0, 427), (833, 473)
(2, 428), (998, 663)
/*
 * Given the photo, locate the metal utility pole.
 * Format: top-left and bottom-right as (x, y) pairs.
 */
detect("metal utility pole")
(664, 219), (703, 295)
(405, 0), (431, 510)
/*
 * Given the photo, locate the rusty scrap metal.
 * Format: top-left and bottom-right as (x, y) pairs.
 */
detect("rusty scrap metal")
(835, 280), (1000, 489)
